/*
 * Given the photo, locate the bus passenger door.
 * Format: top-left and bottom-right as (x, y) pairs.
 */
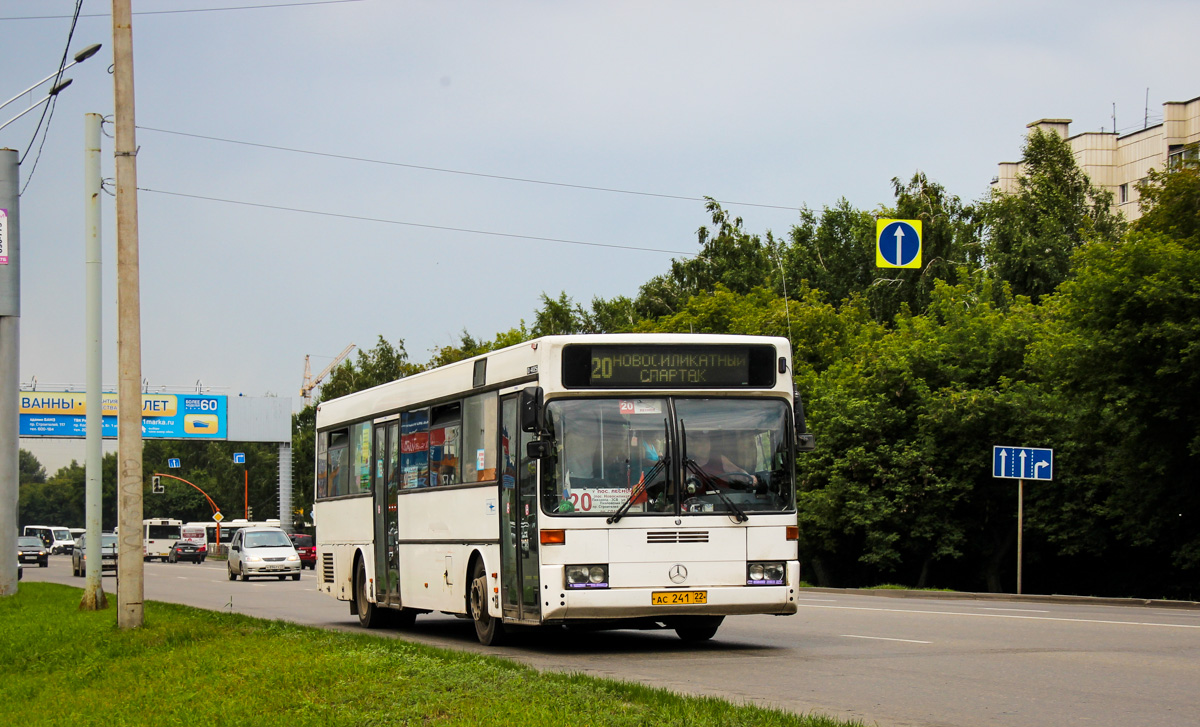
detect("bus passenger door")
(500, 395), (541, 622)
(373, 421), (401, 606)
(500, 397), (520, 619)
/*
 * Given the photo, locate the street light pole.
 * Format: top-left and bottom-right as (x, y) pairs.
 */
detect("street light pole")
(80, 113), (107, 611)
(112, 0), (146, 629)
(0, 148), (19, 598)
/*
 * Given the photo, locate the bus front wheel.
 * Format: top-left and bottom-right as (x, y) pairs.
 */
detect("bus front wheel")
(674, 616), (724, 642)
(469, 559), (506, 646)
(355, 558), (384, 628)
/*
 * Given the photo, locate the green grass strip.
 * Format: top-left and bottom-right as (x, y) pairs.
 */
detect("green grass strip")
(0, 584), (858, 727)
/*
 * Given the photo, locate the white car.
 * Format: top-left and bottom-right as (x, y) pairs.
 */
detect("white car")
(226, 527), (301, 581)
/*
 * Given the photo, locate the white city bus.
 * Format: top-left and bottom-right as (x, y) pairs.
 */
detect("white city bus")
(143, 518), (182, 561)
(313, 334), (815, 645)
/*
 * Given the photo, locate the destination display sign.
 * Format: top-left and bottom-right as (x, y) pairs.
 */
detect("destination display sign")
(562, 344), (776, 388)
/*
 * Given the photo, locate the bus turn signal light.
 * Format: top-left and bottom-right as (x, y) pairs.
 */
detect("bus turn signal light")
(786, 526), (799, 541)
(540, 529), (566, 545)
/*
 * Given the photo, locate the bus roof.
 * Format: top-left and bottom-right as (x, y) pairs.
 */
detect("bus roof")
(316, 333), (792, 430)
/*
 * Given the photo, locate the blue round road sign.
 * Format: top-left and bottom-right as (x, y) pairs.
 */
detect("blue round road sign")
(879, 221), (921, 266)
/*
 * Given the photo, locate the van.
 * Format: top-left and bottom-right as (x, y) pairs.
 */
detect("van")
(23, 525), (75, 554)
(179, 524), (207, 546)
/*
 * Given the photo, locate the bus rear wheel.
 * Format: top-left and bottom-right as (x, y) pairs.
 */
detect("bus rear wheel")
(469, 559), (506, 646)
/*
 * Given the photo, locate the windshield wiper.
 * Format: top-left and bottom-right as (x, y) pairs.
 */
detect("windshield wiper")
(608, 455), (670, 524)
(608, 419), (671, 524)
(681, 457), (749, 522)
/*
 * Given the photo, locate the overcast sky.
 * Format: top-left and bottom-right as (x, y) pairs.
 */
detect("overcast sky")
(4, 0), (1199, 410)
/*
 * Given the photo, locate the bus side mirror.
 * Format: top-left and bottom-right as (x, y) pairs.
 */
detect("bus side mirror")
(526, 440), (554, 460)
(519, 386), (544, 434)
(794, 392), (816, 452)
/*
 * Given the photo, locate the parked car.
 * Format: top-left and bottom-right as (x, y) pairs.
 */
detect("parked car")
(227, 526), (301, 581)
(289, 533), (316, 570)
(72, 533), (118, 577)
(167, 540), (207, 564)
(23, 525), (74, 554)
(17, 536), (49, 567)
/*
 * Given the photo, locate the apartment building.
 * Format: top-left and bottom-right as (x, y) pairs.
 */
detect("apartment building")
(993, 95), (1200, 220)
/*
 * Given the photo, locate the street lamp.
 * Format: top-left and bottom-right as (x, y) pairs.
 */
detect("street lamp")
(0, 43), (101, 115)
(0, 80), (74, 134)
(0, 42), (100, 599)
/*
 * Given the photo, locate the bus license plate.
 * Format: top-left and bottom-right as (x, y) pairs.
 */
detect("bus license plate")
(651, 590), (707, 605)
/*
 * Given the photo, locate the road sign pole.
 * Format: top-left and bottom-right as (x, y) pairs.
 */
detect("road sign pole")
(1017, 479), (1024, 595)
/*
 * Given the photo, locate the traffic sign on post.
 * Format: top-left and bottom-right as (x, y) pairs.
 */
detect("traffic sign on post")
(992, 446), (1053, 481)
(167, 458), (181, 469)
(233, 452), (245, 464)
(876, 219), (922, 268)
(213, 512), (223, 522)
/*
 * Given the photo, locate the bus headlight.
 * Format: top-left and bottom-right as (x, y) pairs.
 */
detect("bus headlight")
(565, 564), (608, 589)
(747, 562), (786, 585)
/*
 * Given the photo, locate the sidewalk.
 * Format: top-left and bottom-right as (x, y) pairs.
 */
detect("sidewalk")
(801, 586), (1200, 611)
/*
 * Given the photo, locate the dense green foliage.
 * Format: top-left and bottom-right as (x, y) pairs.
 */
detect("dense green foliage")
(1, 583), (855, 727)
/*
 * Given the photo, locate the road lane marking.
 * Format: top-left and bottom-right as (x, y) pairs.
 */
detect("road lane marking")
(798, 603), (1200, 629)
(842, 634), (931, 644)
(982, 607), (1049, 613)
(795, 598), (839, 602)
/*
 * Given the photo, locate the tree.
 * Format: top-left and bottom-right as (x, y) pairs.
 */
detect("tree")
(19, 449), (46, 484)
(1028, 168), (1200, 596)
(982, 128), (1125, 302)
(1134, 163), (1200, 246)
(633, 199), (775, 318)
(783, 199), (877, 307)
(319, 336), (423, 402)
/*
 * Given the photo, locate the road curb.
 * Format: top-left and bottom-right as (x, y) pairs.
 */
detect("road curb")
(800, 587), (1200, 611)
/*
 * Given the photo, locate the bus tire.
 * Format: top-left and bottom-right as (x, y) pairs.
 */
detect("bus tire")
(674, 616), (724, 643)
(469, 558), (506, 646)
(355, 557), (385, 628)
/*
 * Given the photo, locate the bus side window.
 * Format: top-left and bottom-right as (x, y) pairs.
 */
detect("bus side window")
(463, 392), (498, 482)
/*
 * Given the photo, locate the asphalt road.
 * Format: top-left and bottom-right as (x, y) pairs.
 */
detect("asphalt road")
(23, 556), (1200, 727)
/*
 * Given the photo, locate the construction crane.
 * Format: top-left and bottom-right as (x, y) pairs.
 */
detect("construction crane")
(300, 343), (355, 406)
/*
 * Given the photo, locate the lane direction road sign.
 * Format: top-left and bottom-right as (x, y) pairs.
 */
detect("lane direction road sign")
(993, 446), (1053, 481)
(168, 458), (181, 469)
(233, 452), (245, 464)
(876, 218), (922, 268)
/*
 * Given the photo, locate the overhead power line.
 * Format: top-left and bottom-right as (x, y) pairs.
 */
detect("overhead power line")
(0, 0), (364, 21)
(136, 125), (805, 212)
(137, 187), (696, 256)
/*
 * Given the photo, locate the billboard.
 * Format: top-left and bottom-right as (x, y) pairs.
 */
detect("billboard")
(19, 391), (227, 439)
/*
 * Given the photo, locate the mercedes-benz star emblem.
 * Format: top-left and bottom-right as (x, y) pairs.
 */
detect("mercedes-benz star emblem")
(669, 564), (688, 584)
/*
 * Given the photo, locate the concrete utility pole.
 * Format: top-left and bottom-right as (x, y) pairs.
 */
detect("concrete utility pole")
(80, 113), (107, 610)
(112, 0), (145, 628)
(0, 148), (19, 597)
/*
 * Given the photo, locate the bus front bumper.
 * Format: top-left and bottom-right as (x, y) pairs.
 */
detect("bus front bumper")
(540, 583), (799, 620)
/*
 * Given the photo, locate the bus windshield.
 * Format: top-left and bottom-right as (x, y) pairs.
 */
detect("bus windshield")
(541, 397), (793, 517)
